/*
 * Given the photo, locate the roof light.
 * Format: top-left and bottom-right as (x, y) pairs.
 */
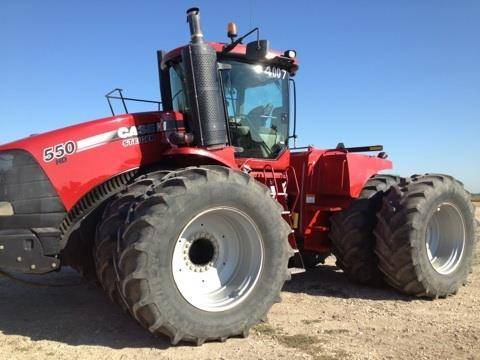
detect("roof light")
(227, 22), (238, 42)
(284, 50), (296, 59)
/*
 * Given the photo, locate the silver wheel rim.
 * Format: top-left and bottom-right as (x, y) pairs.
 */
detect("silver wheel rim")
(172, 206), (264, 312)
(425, 202), (465, 275)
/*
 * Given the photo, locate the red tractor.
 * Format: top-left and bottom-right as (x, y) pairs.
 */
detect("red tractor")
(0, 8), (476, 345)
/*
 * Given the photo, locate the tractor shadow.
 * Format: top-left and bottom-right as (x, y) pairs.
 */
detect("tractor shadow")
(0, 261), (415, 350)
(0, 268), (177, 349)
(283, 259), (414, 302)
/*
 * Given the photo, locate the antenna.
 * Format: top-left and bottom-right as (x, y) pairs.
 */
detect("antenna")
(249, 0), (254, 27)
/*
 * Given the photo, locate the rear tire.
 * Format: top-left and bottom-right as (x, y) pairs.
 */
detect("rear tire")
(330, 175), (400, 286)
(374, 174), (476, 298)
(115, 166), (293, 345)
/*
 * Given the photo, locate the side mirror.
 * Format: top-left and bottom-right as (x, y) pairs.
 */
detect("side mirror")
(246, 40), (270, 61)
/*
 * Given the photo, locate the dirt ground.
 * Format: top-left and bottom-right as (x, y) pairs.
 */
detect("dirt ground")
(0, 204), (479, 360)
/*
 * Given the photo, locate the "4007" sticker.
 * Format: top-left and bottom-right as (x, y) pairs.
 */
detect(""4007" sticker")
(263, 66), (288, 79)
(43, 141), (76, 162)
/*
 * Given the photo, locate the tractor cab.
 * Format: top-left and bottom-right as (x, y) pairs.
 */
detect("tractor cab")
(159, 8), (298, 159)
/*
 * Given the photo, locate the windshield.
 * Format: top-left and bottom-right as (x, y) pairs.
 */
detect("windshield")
(221, 61), (290, 159)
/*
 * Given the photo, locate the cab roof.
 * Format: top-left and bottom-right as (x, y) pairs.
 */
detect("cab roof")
(163, 42), (299, 74)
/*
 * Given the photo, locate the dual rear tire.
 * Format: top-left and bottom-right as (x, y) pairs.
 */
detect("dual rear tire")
(331, 174), (476, 298)
(374, 174), (476, 298)
(330, 175), (400, 285)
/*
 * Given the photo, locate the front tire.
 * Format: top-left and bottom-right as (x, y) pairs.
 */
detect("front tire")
(115, 166), (293, 345)
(374, 174), (476, 298)
(94, 171), (171, 307)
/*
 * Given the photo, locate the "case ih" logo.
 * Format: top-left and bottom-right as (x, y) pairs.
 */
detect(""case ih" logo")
(117, 123), (161, 139)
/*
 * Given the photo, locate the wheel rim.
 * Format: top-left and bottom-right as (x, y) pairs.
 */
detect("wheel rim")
(425, 202), (466, 275)
(172, 206), (264, 312)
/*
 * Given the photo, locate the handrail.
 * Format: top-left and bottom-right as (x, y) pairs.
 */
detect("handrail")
(262, 164), (279, 198)
(105, 88), (162, 116)
(285, 165), (300, 212)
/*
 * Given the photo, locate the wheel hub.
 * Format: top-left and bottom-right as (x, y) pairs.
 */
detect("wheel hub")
(183, 232), (219, 272)
(425, 202), (466, 275)
(172, 207), (264, 312)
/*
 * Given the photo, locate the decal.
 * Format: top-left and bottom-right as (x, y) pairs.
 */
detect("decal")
(117, 123), (161, 139)
(43, 141), (76, 162)
(42, 121), (167, 162)
(56, 156), (68, 165)
(122, 134), (157, 147)
(263, 66), (287, 80)
(76, 130), (118, 153)
(117, 122), (161, 148)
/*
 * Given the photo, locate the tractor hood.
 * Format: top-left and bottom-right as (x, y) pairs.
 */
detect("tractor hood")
(0, 111), (184, 209)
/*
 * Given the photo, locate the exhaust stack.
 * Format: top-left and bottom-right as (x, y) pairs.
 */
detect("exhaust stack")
(182, 8), (227, 147)
(186, 7), (203, 43)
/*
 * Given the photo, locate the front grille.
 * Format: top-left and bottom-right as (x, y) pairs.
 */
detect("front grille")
(0, 150), (66, 230)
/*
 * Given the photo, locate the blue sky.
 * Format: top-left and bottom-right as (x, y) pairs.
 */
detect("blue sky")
(1, 1), (479, 192)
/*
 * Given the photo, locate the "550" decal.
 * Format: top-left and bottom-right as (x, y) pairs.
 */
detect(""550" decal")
(43, 141), (76, 162)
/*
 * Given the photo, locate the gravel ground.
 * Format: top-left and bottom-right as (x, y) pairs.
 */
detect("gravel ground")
(0, 204), (478, 360)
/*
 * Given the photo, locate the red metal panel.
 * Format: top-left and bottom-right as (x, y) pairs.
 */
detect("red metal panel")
(289, 147), (392, 253)
(235, 149), (291, 171)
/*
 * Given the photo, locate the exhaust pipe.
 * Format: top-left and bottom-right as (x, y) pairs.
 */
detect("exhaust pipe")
(186, 7), (203, 43)
(182, 8), (227, 147)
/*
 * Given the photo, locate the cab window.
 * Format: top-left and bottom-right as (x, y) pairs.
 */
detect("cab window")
(221, 61), (289, 159)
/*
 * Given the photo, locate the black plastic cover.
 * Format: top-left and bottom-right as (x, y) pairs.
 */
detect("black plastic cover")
(0, 229), (60, 273)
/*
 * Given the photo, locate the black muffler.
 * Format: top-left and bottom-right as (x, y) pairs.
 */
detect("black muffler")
(181, 7), (227, 147)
